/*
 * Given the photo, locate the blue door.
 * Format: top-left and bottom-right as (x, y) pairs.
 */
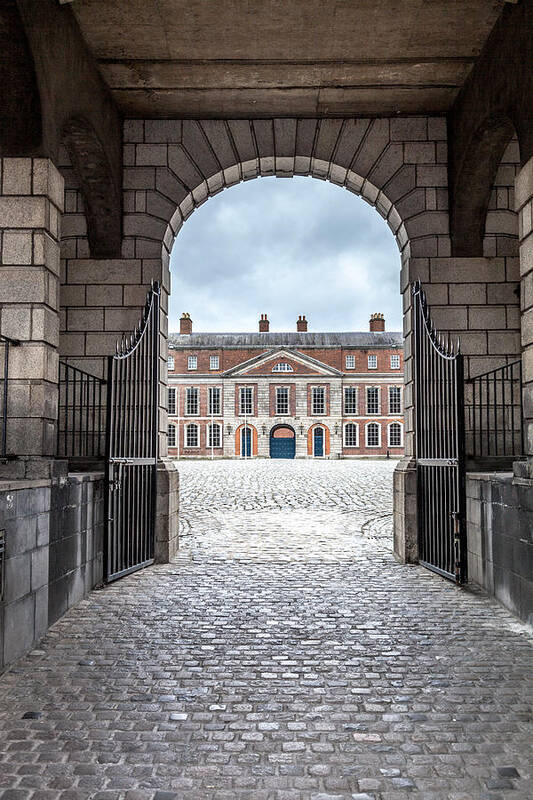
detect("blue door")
(270, 428), (296, 459)
(241, 427), (252, 457)
(313, 427), (324, 457)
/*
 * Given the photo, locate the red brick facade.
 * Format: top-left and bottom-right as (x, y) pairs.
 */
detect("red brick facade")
(167, 316), (404, 459)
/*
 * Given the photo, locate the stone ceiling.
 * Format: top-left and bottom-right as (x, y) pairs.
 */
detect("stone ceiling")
(70, 0), (505, 118)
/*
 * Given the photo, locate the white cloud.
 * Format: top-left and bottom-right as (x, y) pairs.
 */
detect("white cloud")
(169, 176), (402, 333)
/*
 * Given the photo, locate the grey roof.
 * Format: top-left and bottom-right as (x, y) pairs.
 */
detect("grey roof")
(168, 331), (403, 349)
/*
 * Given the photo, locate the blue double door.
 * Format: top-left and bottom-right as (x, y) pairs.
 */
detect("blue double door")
(270, 427), (296, 459)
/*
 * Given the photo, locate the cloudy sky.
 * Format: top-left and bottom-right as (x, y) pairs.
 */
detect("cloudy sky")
(169, 176), (402, 334)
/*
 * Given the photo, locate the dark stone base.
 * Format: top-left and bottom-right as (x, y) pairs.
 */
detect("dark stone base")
(467, 471), (533, 625)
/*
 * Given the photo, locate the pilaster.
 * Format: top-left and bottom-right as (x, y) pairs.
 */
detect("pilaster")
(0, 159), (64, 478)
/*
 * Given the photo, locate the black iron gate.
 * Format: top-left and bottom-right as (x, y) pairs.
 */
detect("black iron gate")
(413, 281), (467, 584)
(105, 282), (160, 583)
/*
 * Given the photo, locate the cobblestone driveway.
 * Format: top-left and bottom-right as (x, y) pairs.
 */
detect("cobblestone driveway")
(1, 460), (533, 800)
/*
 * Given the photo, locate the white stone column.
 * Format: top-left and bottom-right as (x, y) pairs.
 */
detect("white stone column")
(516, 156), (533, 478)
(0, 159), (64, 478)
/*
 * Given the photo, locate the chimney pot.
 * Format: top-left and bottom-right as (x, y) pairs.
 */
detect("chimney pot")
(180, 313), (192, 335)
(369, 313), (385, 332)
(297, 315), (308, 332)
(259, 314), (270, 332)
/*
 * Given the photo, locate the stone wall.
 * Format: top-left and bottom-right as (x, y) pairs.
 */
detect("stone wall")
(0, 471), (104, 672)
(48, 472), (104, 626)
(0, 479), (50, 670)
(467, 472), (533, 624)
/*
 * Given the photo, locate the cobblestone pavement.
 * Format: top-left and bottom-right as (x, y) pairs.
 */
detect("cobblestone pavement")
(1, 460), (533, 800)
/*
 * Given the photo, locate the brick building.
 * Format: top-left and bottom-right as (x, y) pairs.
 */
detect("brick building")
(167, 313), (404, 459)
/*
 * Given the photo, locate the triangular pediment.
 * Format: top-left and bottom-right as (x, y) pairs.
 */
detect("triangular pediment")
(223, 348), (343, 377)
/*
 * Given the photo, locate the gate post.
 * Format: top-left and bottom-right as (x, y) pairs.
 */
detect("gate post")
(516, 156), (533, 480)
(155, 458), (179, 563)
(393, 255), (419, 563)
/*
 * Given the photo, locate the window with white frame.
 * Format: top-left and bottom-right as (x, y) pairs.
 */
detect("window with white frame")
(366, 422), (380, 447)
(366, 386), (380, 415)
(276, 387), (289, 415)
(185, 387), (199, 415)
(388, 422), (402, 447)
(167, 355), (175, 371)
(187, 355), (197, 370)
(344, 422), (358, 447)
(186, 423), (199, 447)
(272, 362), (293, 372)
(208, 423), (221, 448)
(390, 354), (400, 369)
(239, 386), (253, 415)
(368, 354), (378, 369)
(388, 386), (402, 415)
(167, 424), (176, 448)
(345, 354), (355, 369)
(168, 387), (176, 415)
(344, 386), (358, 415)
(210, 355), (219, 370)
(311, 386), (325, 414)
(208, 386), (221, 415)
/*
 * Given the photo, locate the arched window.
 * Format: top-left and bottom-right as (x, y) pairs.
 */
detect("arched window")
(168, 424), (176, 448)
(186, 423), (199, 447)
(388, 422), (403, 447)
(344, 422), (358, 447)
(272, 362), (294, 372)
(366, 422), (381, 447)
(208, 423), (221, 448)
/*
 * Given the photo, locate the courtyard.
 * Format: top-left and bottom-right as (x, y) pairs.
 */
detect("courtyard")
(0, 460), (532, 799)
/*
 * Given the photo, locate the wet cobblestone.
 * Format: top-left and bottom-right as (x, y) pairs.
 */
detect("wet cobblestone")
(1, 460), (532, 799)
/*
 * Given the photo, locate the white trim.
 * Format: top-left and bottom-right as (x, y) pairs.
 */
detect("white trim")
(168, 387), (176, 415)
(388, 385), (402, 415)
(187, 355), (198, 371)
(209, 355), (220, 370)
(238, 385), (254, 415)
(185, 422), (199, 448)
(368, 354), (378, 370)
(185, 386), (200, 416)
(387, 421), (403, 447)
(167, 423), (176, 448)
(345, 354), (355, 369)
(208, 422), (222, 448)
(365, 421), (381, 447)
(275, 386), (290, 415)
(343, 422), (359, 448)
(390, 354), (400, 370)
(167, 355), (175, 371)
(343, 385), (358, 415)
(366, 385), (381, 415)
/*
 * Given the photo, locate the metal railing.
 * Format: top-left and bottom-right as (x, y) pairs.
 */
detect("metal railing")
(57, 361), (107, 460)
(0, 335), (20, 459)
(465, 359), (524, 466)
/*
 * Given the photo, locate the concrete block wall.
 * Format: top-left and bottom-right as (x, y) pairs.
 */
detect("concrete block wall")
(48, 472), (104, 626)
(0, 472), (104, 672)
(467, 472), (533, 624)
(0, 158), (64, 475)
(0, 479), (50, 670)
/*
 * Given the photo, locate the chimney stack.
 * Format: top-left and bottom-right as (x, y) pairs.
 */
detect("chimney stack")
(180, 313), (192, 335)
(259, 314), (270, 332)
(297, 315), (308, 332)
(369, 313), (385, 332)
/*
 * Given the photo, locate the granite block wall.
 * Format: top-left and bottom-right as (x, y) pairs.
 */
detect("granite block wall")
(0, 471), (104, 672)
(467, 472), (533, 624)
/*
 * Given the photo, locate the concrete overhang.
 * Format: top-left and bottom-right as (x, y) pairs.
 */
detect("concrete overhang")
(69, 0), (507, 118)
